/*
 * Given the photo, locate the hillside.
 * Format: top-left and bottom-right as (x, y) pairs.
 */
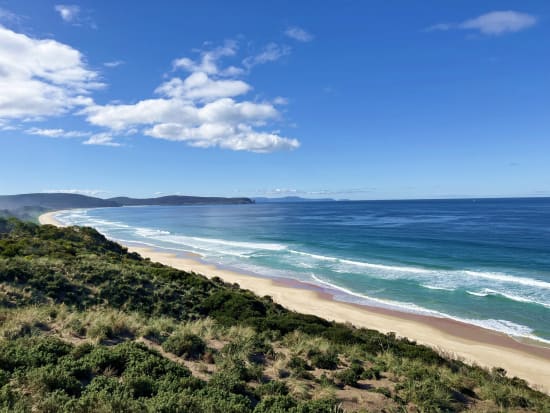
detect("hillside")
(0, 193), (254, 221)
(0, 193), (118, 211)
(0, 217), (548, 412)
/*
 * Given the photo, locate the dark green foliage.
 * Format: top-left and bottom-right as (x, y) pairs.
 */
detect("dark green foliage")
(307, 348), (339, 370)
(255, 380), (289, 397)
(287, 355), (313, 379)
(335, 361), (364, 388)
(161, 332), (206, 359)
(253, 395), (296, 412)
(361, 366), (382, 380)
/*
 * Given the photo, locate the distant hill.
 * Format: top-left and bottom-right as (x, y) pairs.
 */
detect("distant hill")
(0, 193), (254, 221)
(254, 196), (340, 203)
(0, 193), (119, 211)
(109, 195), (253, 206)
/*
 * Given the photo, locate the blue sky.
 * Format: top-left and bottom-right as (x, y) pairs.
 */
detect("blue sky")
(0, 0), (548, 199)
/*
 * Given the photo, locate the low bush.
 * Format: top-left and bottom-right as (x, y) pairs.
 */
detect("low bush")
(161, 332), (206, 359)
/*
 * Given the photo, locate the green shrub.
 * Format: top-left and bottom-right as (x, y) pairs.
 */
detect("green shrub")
(255, 380), (289, 397)
(254, 395), (296, 412)
(335, 367), (360, 387)
(294, 398), (344, 413)
(307, 349), (338, 370)
(361, 366), (381, 380)
(288, 356), (313, 379)
(25, 365), (83, 396)
(208, 369), (249, 395)
(161, 332), (206, 359)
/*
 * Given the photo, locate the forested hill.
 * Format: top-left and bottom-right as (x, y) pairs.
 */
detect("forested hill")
(108, 195), (253, 206)
(0, 217), (548, 412)
(0, 193), (119, 210)
(0, 193), (254, 220)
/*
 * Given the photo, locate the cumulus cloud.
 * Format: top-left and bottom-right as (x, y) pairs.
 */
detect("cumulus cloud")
(155, 73), (251, 101)
(427, 11), (537, 36)
(0, 25), (102, 121)
(54, 4), (80, 22)
(284, 26), (314, 42)
(84, 42), (299, 153)
(83, 132), (121, 146)
(25, 127), (91, 138)
(173, 40), (244, 76)
(1, 27), (298, 153)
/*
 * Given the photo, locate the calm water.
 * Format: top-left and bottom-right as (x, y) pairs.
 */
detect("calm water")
(55, 198), (550, 343)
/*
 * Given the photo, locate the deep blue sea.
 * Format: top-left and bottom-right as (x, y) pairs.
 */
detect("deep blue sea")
(54, 198), (550, 343)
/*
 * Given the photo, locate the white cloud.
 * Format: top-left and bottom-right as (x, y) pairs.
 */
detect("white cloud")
(284, 26), (314, 42)
(146, 123), (299, 153)
(428, 11), (537, 36)
(54, 4), (80, 22)
(104, 60), (124, 68)
(155, 73), (251, 101)
(84, 41), (299, 153)
(83, 133), (121, 146)
(0, 25), (102, 121)
(25, 127), (91, 138)
(0, 30), (299, 153)
(273, 96), (288, 105)
(243, 43), (291, 68)
(460, 11), (537, 35)
(173, 40), (243, 76)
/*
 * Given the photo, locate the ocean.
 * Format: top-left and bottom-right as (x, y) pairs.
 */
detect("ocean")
(54, 198), (550, 344)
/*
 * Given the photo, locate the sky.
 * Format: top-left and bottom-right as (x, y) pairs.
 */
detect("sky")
(0, 0), (549, 200)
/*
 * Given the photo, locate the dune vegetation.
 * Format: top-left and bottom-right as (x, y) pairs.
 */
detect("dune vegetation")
(0, 217), (549, 412)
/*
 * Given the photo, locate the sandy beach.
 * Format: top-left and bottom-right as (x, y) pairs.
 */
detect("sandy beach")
(39, 210), (550, 393)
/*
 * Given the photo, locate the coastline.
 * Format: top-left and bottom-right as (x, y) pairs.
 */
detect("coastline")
(39, 210), (550, 393)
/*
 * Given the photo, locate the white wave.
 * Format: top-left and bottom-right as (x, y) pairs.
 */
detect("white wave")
(309, 274), (550, 344)
(185, 236), (287, 251)
(289, 250), (338, 262)
(135, 228), (171, 237)
(310, 273), (444, 316)
(467, 289), (550, 308)
(466, 290), (487, 297)
(463, 270), (550, 290)
(289, 250), (430, 273)
(339, 258), (430, 274)
(149, 233), (286, 253)
(288, 250), (550, 299)
(421, 284), (455, 291)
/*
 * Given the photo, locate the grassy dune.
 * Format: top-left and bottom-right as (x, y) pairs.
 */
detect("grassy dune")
(0, 217), (549, 412)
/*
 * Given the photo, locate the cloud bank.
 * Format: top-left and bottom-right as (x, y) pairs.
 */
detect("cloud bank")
(0, 24), (299, 152)
(0, 25), (101, 120)
(84, 42), (299, 152)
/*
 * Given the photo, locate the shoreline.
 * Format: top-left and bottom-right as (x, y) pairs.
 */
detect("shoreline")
(39, 210), (550, 393)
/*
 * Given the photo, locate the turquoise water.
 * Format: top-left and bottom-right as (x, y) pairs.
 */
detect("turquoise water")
(55, 198), (550, 343)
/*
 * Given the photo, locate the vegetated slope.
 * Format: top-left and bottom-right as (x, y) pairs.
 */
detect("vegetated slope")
(0, 193), (253, 222)
(0, 218), (548, 412)
(0, 193), (119, 211)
